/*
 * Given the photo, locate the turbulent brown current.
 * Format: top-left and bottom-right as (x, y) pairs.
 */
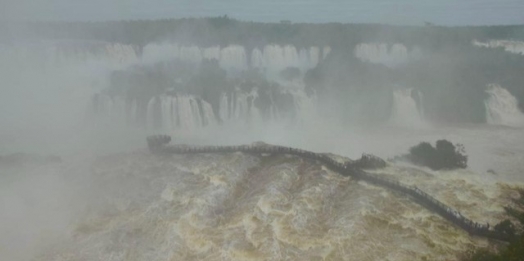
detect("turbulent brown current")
(20, 139), (519, 260)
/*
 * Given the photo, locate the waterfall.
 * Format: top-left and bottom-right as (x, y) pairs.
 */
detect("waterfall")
(92, 93), (217, 131)
(91, 89), (316, 131)
(218, 90), (263, 124)
(298, 48), (309, 67)
(219, 93), (229, 122)
(91, 94), (129, 127)
(170, 97), (178, 129)
(147, 95), (217, 131)
(390, 88), (425, 128)
(141, 43), (181, 63)
(160, 95), (173, 131)
(354, 43), (421, 67)
(127, 98), (138, 126)
(473, 40), (524, 55)
(251, 45), (321, 75)
(290, 89), (317, 123)
(242, 91), (263, 124)
(142, 43), (326, 74)
(309, 46), (321, 67)
(190, 98), (203, 129)
(146, 97), (159, 130)
(1, 41), (138, 71)
(51, 42), (138, 67)
(322, 46), (332, 59)
(203, 46), (221, 60)
(485, 84), (524, 127)
(201, 101), (216, 126)
(174, 96), (195, 130)
(219, 45), (248, 72)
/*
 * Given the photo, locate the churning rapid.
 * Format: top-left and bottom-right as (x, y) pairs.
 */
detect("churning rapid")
(21, 143), (518, 261)
(3, 20), (524, 261)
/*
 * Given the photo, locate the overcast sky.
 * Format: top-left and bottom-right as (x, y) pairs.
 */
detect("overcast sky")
(2, 0), (524, 26)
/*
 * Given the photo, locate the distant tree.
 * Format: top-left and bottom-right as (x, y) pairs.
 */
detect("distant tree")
(208, 15), (235, 29)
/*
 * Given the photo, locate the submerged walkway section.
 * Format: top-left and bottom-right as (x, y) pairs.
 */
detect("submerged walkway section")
(147, 135), (513, 242)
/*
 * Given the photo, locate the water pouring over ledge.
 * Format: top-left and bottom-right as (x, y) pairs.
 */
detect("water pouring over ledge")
(390, 88), (426, 129)
(485, 84), (524, 127)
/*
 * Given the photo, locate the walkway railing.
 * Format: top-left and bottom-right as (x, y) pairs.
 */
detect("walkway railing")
(146, 135), (513, 242)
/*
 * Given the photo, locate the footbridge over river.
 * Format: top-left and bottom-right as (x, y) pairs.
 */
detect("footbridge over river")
(146, 135), (514, 242)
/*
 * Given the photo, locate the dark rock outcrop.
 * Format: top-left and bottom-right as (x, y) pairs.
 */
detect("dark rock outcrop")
(394, 140), (468, 170)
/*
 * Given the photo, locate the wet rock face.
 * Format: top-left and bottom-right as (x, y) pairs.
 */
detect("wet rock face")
(354, 154), (386, 169)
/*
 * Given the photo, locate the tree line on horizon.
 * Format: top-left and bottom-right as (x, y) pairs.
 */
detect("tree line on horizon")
(3, 16), (524, 49)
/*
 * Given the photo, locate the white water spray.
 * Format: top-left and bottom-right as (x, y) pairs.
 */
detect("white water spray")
(91, 87), (318, 131)
(354, 43), (421, 67)
(141, 42), (326, 76)
(390, 88), (425, 128)
(485, 84), (524, 127)
(218, 90), (264, 124)
(473, 40), (524, 55)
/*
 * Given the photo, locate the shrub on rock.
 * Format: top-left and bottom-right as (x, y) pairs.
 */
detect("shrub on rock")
(403, 139), (467, 170)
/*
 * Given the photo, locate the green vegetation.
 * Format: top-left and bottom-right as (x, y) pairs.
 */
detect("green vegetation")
(462, 190), (524, 261)
(399, 140), (467, 170)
